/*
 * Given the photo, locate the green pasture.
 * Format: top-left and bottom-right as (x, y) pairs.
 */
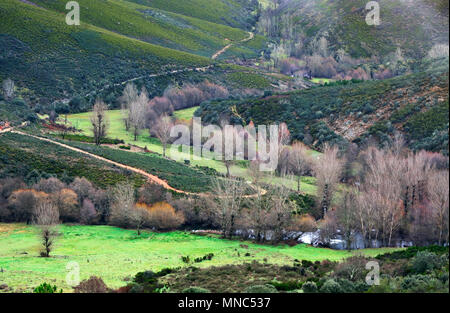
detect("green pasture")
(66, 110), (318, 194)
(0, 224), (400, 292)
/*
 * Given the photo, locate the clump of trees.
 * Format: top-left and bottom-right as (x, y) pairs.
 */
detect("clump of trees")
(108, 182), (184, 234)
(320, 141), (449, 248)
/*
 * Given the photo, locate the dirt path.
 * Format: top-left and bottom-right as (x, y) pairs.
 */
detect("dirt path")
(212, 32), (254, 60)
(8, 130), (266, 197)
(70, 32), (253, 99)
(84, 66), (213, 98)
(10, 130), (190, 194)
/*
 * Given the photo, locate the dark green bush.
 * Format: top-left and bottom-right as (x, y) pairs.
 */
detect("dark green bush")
(320, 279), (343, 293)
(302, 281), (318, 293)
(269, 280), (301, 291)
(33, 283), (62, 293)
(244, 284), (278, 293)
(411, 251), (445, 274)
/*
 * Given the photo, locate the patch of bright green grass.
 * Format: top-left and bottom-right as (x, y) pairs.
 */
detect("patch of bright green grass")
(311, 78), (335, 84)
(174, 106), (200, 121)
(0, 224), (401, 292)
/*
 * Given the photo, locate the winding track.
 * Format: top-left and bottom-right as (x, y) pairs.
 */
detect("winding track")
(3, 129), (266, 197)
(212, 32), (254, 60)
(83, 32), (254, 98)
(1, 32), (266, 196)
(8, 129), (190, 194)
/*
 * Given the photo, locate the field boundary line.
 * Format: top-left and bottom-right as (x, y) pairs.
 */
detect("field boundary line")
(9, 130), (266, 198)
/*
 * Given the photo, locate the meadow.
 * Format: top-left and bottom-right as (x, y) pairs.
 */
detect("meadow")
(0, 224), (400, 292)
(66, 109), (318, 195)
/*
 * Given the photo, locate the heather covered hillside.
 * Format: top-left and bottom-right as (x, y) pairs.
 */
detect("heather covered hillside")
(197, 65), (449, 154)
(0, 0), (268, 106)
(259, 0), (449, 59)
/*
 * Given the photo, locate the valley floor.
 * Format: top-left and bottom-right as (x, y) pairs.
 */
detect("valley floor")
(65, 110), (319, 195)
(0, 224), (399, 292)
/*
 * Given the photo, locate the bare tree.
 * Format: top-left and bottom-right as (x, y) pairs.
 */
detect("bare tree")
(210, 178), (245, 239)
(2, 78), (14, 100)
(362, 147), (405, 247)
(130, 205), (149, 236)
(221, 122), (238, 178)
(151, 113), (173, 157)
(319, 210), (338, 245)
(129, 88), (148, 141)
(247, 160), (264, 186)
(80, 199), (97, 225)
(335, 190), (358, 250)
(119, 83), (138, 131)
(266, 185), (296, 243)
(428, 170), (449, 245)
(33, 201), (60, 257)
(289, 142), (310, 192)
(109, 183), (135, 228)
(402, 150), (433, 214)
(90, 99), (109, 146)
(313, 144), (343, 216)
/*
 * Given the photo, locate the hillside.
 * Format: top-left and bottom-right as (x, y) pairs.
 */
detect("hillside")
(265, 0), (449, 60)
(126, 0), (260, 29)
(0, 0), (216, 105)
(28, 0), (262, 58)
(197, 64), (449, 154)
(0, 132), (145, 188)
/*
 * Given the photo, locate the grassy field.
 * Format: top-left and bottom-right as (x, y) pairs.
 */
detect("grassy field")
(125, 0), (257, 29)
(30, 0), (255, 58)
(66, 110), (318, 194)
(310, 78), (335, 85)
(0, 224), (400, 292)
(173, 106), (200, 120)
(0, 132), (145, 188)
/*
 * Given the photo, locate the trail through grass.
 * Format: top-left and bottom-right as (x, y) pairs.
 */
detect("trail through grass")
(66, 110), (318, 194)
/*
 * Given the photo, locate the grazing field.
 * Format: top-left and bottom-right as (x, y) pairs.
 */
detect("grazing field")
(60, 141), (214, 193)
(0, 224), (400, 292)
(173, 106), (200, 120)
(0, 132), (145, 188)
(66, 110), (318, 194)
(29, 0), (255, 57)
